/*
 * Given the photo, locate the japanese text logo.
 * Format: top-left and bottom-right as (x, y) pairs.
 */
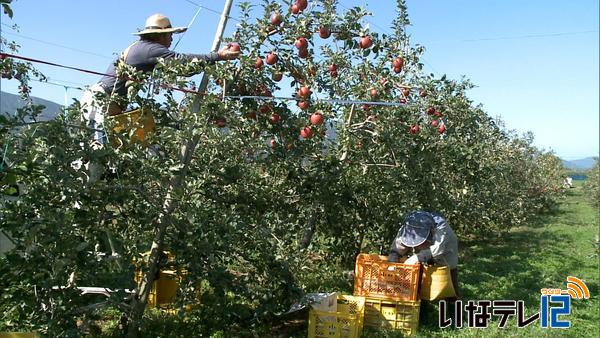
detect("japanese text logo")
(439, 276), (589, 329)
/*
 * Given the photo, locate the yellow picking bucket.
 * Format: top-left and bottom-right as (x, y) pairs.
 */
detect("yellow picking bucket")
(109, 107), (155, 145)
(420, 265), (456, 301)
(133, 251), (200, 311)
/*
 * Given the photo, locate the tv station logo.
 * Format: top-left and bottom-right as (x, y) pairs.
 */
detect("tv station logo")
(439, 276), (590, 329)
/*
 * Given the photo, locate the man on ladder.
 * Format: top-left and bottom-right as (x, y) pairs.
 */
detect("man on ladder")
(80, 13), (239, 152)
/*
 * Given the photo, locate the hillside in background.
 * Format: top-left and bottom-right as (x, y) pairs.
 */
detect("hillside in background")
(1, 91), (62, 121)
(562, 157), (598, 170)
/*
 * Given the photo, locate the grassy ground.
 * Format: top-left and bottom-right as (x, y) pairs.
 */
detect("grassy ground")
(408, 181), (599, 337)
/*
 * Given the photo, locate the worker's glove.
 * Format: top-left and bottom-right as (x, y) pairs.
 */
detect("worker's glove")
(218, 48), (240, 60)
(404, 254), (419, 265)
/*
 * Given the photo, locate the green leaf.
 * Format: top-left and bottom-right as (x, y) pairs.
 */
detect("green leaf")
(2, 3), (13, 18)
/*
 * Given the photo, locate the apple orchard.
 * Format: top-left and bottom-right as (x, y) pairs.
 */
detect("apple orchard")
(0, 0), (565, 335)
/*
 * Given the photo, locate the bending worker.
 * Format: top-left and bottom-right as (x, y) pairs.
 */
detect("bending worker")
(388, 210), (460, 299)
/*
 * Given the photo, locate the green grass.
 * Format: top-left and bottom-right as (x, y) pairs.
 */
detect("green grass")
(411, 181), (599, 337)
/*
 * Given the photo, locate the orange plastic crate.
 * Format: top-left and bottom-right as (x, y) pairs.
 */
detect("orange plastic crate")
(353, 254), (420, 302)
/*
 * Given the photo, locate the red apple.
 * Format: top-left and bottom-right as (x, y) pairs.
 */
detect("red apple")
(300, 126), (313, 139)
(269, 113), (281, 124)
(393, 66), (402, 74)
(427, 106), (436, 115)
(245, 111), (257, 120)
(438, 124), (446, 134)
(228, 42), (240, 52)
(410, 124), (421, 134)
(272, 72), (283, 82)
(296, 0), (308, 10)
(270, 12), (283, 26)
(402, 88), (410, 97)
(359, 36), (372, 49)
(269, 138), (277, 148)
(328, 63), (338, 72)
(297, 86), (311, 99)
(254, 57), (264, 69)
(266, 52), (278, 65)
(392, 57), (404, 69)
(369, 88), (378, 98)
(298, 47), (309, 59)
(291, 4), (300, 14)
(430, 119), (439, 126)
(318, 26), (331, 39)
(297, 100), (310, 110)
(295, 37), (308, 49)
(419, 90), (427, 98)
(215, 118), (226, 128)
(310, 112), (324, 125)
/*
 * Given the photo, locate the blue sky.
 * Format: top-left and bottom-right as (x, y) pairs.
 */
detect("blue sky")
(0, 0), (598, 160)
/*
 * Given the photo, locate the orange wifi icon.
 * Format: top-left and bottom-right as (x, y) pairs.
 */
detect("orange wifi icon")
(564, 276), (590, 299)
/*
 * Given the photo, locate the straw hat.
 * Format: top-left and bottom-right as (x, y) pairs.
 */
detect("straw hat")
(133, 14), (187, 35)
(399, 211), (435, 247)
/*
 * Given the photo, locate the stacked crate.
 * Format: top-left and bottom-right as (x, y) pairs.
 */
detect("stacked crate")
(353, 254), (421, 336)
(306, 254), (421, 337)
(307, 294), (366, 338)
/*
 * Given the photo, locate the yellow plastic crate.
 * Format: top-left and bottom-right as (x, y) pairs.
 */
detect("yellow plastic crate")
(364, 298), (420, 336)
(308, 295), (365, 338)
(133, 251), (199, 310)
(108, 107), (155, 145)
(134, 269), (181, 308)
(0, 334), (39, 338)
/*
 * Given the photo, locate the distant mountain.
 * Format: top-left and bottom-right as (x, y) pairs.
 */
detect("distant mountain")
(1, 91), (62, 121)
(562, 157), (598, 170)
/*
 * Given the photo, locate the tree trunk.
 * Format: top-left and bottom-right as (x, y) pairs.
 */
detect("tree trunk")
(298, 206), (318, 250)
(354, 223), (365, 261)
(125, 1), (233, 336)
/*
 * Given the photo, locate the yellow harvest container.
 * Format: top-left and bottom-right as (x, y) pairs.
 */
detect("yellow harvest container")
(0, 334), (40, 338)
(308, 295), (365, 338)
(354, 254), (421, 302)
(364, 298), (420, 336)
(108, 107), (155, 145)
(420, 265), (456, 301)
(133, 251), (199, 310)
(134, 269), (181, 308)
